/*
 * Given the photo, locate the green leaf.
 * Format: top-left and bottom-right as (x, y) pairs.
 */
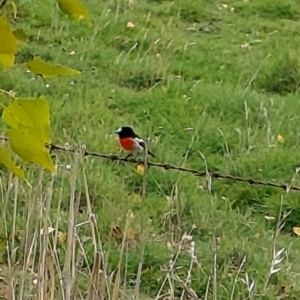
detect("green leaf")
(0, 54), (14, 67)
(7, 129), (55, 173)
(2, 97), (51, 143)
(0, 16), (17, 54)
(12, 29), (28, 42)
(0, 16), (17, 67)
(57, 0), (89, 21)
(2, 98), (55, 173)
(26, 57), (81, 78)
(0, 147), (25, 179)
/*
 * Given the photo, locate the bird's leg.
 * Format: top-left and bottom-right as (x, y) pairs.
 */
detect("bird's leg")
(119, 152), (133, 165)
(124, 153), (133, 160)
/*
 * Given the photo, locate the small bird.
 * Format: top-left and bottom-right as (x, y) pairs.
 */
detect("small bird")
(115, 126), (155, 159)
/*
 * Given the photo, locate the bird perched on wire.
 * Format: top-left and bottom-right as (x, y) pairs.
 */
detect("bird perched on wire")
(115, 126), (155, 159)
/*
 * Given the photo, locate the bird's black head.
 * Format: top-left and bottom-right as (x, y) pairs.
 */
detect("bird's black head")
(115, 126), (135, 138)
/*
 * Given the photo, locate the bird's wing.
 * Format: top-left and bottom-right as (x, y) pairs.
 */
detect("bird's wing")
(134, 137), (146, 149)
(134, 137), (155, 157)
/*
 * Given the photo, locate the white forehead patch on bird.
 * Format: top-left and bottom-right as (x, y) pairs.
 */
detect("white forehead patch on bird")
(116, 127), (122, 133)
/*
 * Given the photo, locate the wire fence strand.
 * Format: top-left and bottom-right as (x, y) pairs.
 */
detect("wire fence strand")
(47, 141), (300, 192)
(1, 136), (299, 192)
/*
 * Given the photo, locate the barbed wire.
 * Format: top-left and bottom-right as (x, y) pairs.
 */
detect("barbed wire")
(47, 141), (300, 192)
(1, 136), (299, 192)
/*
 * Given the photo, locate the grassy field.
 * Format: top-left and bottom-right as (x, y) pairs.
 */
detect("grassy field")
(2, 0), (300, 298)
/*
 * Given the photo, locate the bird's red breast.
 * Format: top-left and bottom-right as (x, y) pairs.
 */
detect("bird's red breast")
(119, 137), (135, 151)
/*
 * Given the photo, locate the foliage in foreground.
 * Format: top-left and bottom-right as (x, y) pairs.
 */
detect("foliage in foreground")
(0, 0), (89, 179)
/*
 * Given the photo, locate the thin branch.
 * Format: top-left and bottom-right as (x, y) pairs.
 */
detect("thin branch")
(0, 89), (16, 98)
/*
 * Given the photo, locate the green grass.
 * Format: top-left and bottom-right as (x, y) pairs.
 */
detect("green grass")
(1, 0), (300, 298)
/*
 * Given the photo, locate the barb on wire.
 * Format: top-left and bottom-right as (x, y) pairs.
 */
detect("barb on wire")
(1, 136), (300, 192)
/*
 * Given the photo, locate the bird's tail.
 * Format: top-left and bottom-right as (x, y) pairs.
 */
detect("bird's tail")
(148, 150), (155, 158)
